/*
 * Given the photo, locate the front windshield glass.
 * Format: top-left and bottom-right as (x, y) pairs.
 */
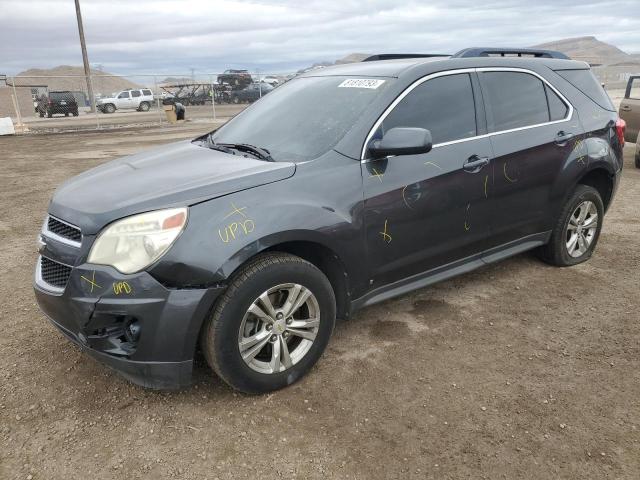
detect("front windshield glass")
(211, 76), (393, 161)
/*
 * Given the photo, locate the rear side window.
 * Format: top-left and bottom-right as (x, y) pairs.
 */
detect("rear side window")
(556, 69), (615, 111)
(480, 72), (549, 131)
(131, 90), (141, 97)
(381, 73), (476, 144)
(545, 85), (568, 121)
(142, 89), (153, 96)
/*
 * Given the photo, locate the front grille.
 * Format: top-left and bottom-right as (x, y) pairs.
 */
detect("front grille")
(47, 216), (82, 243)
(40, 257), (72, 289)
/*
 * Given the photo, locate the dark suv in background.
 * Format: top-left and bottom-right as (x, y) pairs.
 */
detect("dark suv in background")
(36, 91), (79, 118)
(34, 48), (624, 394)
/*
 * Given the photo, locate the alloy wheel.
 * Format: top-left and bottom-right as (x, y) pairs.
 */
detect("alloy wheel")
(565, 200), (598, 258)
(238, 283), (320, 374)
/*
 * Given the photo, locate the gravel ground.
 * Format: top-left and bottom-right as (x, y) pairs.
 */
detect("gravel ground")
(1, 125), (639, 480)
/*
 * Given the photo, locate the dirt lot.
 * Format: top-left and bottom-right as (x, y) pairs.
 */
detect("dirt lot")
(1, 125), (639, 480)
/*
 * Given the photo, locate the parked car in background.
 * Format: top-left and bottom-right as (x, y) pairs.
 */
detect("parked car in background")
(96, 89), (154, 114)
(218, 69), (253, 89)
(36, 91), (78, 118)
(261, 76), (280, 87)
(229, 82), (274, 103)
(618, 74), (640, 167)
(34, 48), (624, 394)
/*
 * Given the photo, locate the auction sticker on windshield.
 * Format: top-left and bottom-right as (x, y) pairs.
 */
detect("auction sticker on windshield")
(338, 79), (386, 89)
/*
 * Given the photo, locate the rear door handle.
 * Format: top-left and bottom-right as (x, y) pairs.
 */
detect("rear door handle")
(463, 155), (490, 173)
(555, 131), (574, 145)
(620, 105), (631, 111)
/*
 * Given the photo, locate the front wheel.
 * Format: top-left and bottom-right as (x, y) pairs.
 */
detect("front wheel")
(202, 253), (336, 394)
(537, 185), (604, 266)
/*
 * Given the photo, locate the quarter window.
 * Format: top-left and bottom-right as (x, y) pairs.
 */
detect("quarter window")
(545, 85), (568, 121)
(480, 72), (549, 131)
(142, 89), (153, 96)
(380, 73), (477, 145)
(131, 90), (141, 97)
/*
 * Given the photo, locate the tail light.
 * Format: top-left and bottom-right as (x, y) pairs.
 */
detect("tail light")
(615, 118), (626, 147)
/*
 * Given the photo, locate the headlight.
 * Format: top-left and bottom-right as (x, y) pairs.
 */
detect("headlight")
(88, 208), (188, 274)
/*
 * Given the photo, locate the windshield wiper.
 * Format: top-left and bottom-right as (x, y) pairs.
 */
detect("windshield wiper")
(205, 135), (275, 162)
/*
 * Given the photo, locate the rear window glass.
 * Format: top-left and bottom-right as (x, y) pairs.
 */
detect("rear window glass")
(50, 92), (72, 101)
(556, 69), (615, 111)
(480, 71), (549, 131)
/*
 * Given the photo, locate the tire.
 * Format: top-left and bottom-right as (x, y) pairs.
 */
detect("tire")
(73, 110), (79, 117)
(138, 101), (150, 112)
(537, 185), (604, 266)
(64, 112), (69, 117)
(104, 103), (116, 114)
(635, 154), (640, 169)
(202, 252), (336, 394)
(39, 110), (44, 118)
(232, 96), (240, 104)
(47, 110), (52, 118)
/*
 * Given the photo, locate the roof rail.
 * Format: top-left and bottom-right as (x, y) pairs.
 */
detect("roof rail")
(452, 47), (569, 60)
(362, 53), (449, 62)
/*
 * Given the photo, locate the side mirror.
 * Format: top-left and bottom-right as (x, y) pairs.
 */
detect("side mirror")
(369, 127), (433, 159)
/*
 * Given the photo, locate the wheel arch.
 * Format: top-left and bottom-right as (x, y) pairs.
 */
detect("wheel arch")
(576, 167), (615, 211)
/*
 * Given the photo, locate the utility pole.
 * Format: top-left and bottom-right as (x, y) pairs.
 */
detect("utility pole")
(74, 0), (95, 112)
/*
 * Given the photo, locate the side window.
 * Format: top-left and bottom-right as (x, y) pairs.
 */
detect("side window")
(380, 73), (476, 144)
(118, 91), (130, 99)
(629, 78), (640, 100)
(557, 69), (615, 111)
(545, 85), (569, 121)
(131, 90), (141, 97)
(481, 72), (549, 131)
(142, 89), (153, 96)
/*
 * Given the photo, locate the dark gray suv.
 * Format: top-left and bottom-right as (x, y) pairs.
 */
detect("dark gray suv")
(34, 48), (625, 393)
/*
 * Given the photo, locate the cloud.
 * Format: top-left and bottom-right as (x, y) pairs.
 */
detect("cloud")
(1, 0), (639, 75)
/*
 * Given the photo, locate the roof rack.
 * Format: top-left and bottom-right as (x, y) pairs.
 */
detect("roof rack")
(452, 47), (569, 60)
(362, 53), (449, 62)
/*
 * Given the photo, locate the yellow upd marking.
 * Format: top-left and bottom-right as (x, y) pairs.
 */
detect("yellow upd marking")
(80, 270), (101, 293)
(218, 219), (255, 243)
(424, 161), (443, 171)
(113, 281), (133, 295)
(379, 219), (392, 243)
(224, 201), (247, 220)
(503, 162), (517, 183)
(370, 168), (384, 182)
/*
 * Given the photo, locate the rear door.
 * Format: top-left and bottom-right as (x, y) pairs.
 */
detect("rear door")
(478, 69), (576, 247)
(362, 71), (495, 288)
(620, 76), (640, 142)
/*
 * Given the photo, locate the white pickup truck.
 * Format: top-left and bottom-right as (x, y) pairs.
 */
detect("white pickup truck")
(96, 89), (154, 113)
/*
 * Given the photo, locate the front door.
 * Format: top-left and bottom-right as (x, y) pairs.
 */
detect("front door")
(620, 76), (640, 142)
(362, 72), (494, 289)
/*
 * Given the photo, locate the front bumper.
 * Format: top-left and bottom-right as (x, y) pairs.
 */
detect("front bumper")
(34, 262), (224, 389)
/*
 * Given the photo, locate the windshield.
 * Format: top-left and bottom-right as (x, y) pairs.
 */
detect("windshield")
(211, 76), (392, 161)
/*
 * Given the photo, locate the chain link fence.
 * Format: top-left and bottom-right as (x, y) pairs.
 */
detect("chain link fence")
(1, 71), (295, 134)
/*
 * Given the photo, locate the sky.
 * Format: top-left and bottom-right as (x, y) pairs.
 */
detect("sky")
(1, 0), (639, 76)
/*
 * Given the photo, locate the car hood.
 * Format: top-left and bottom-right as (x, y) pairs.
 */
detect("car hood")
(48, 140), (296, 234)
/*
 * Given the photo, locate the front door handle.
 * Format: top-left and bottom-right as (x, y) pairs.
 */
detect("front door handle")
(463, 155), (490, 173)
(620, 105), (631, 111)
(555, 131), (574, 145)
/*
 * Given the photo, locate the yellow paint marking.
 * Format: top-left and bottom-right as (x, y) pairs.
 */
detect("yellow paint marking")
(379, 219), (392, 243)
(484, 175), (488, 198)
(503, 162), (517, 183)
(224, 201), (247, 220)
(370, 167), (384, 182)
(424, 161), (443, 171)
(80, 270), (101, 293)
(402, 185), (414, 210)
(113, 281), (133, 295)
(464, 203), (471, 232)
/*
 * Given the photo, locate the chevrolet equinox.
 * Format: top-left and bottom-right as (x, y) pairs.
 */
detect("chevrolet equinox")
(34, 48), (625, 393)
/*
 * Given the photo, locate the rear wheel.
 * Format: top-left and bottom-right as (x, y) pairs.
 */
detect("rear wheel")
(73, 110), (79, 117)
(39, 109), (44, 118)
(202, 253), (336, 394)
(537, 185), (604, 266)
(47, 110), (52, 118)
(138, 101), (150, 112)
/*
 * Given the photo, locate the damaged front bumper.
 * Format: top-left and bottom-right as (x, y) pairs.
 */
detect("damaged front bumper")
(34, 260), (224, 389)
